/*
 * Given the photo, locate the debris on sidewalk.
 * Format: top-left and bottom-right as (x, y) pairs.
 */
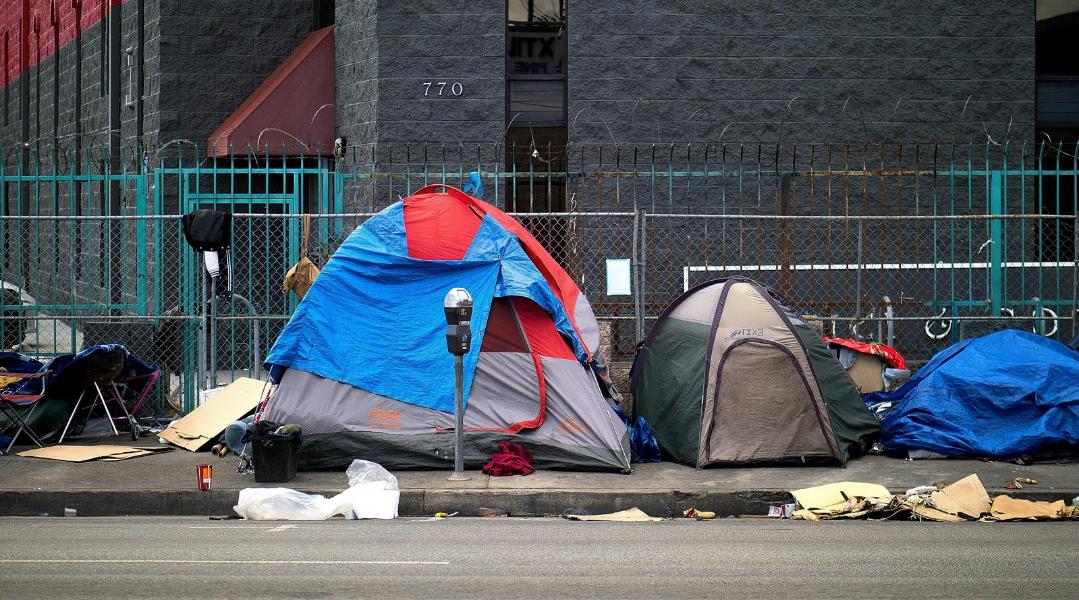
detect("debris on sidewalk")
(1007, 477), (1038, 489)
(159, 378), (266, 452)
(17, 444), (171, 462)
(683, 507), (716, 520)
(790, 481), (891, 511)
(563, 507), (662, 522)
(233, 459), (399, 520)
(790, 473), (1079, 522)
(767, 503), (797, 518)
(990, 496), (1064, 521)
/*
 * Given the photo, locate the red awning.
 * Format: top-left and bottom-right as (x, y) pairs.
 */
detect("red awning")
(208, 26), (336, 157)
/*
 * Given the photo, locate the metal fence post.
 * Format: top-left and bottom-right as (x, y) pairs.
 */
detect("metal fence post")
(634, 209), (643, 343)
(854, 219), (863, 324)
(989, 170), (1003, 316)
(631, 209), (642, 342)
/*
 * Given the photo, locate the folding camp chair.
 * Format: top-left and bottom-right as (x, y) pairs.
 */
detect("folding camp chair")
(0, 370), (52, 455)
(58, 371), (141, 443)
(100, 368), (163, 438)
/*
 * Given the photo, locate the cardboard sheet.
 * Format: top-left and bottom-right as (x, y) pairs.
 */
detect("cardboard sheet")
(565, 508), (662, 522)
(912, 504), (965, 522)
(847, 353), (886, 393)
(791, 481), (891, 510)
(159, 378), (267, 451)
(990, 495), (1065, 521)
(929, 474), (991, 519)
(17, 445), (170, 462)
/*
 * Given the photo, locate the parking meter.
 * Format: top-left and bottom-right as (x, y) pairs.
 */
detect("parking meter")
(443, 288), (473, 481)
(444, 288), (473, 355)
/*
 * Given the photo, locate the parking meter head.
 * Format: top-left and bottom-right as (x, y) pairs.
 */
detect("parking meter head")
(444, 288), (473, 355)
(443, 287), (473, 325)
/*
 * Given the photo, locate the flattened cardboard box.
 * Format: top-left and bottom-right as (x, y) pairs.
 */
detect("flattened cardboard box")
(18, 444), (171, 462)
(159, 377), (267, 451)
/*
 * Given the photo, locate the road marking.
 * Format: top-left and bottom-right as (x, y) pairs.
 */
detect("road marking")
(0, 559), (449, 565)
(187, 526), (267, 529)
(266, 524), (296, 533)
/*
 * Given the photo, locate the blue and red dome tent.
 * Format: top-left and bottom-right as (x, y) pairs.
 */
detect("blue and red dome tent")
(264, 185), (631, 471)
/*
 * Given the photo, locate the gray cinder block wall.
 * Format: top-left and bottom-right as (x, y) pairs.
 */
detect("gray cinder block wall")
(566, 0), (1035, 146)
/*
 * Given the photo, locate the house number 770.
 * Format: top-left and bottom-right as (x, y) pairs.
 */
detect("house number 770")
(422, 82), (463, 96)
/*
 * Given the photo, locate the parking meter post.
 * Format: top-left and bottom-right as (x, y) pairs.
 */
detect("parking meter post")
(444, 288), (473, 482)
(451, 354), (466, 478)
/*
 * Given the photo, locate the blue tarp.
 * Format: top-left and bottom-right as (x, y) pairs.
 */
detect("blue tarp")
(871, 330), (1079, 458)
(2, 345), (157, 396)
(265, 203), (585, 414)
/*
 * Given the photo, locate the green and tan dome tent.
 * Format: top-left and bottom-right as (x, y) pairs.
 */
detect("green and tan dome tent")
(630, 278), (879, 466)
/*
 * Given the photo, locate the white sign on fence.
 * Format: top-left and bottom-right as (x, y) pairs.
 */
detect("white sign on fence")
(606, 259), (632, 296)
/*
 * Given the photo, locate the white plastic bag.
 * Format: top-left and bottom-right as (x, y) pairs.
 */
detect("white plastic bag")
(346, 459), (399, 490)
(234, 488), (338, 521)
(233, 459), (400, 521)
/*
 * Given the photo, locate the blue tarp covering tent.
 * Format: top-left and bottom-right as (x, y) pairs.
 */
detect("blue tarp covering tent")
(871, 330), (1079, 458)
(265, 203), (585, 414)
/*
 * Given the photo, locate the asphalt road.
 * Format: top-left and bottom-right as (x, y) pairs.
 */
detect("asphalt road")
(0, 517), (1076, 599)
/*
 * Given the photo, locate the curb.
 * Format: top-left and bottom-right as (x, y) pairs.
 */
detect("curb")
(2, 488), (1075, 518)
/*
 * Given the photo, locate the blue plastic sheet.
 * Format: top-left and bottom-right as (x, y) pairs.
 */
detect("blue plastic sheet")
(614, 405), (662, 462)
(872, 330), (1079, 458)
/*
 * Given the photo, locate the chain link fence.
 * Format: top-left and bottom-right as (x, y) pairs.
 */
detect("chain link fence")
(2, 141), (1077, 413)
(1, 211), (1073, 415)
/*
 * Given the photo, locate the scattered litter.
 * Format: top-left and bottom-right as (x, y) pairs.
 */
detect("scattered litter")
(791, 473), (1078, 522)
(990, 496), (1064, 521)
(683, 507), (716, 520)
(208, 514), (242, 521)
(233, 459), (399, 521)
(563, 508), (662, 522)
(160, 378), (266, 451)
(767, 503), (797, 518)
(1015, 477), (1038, 485)
(17, 444), (171, 462)
(63, 508), (76, 517)
(790, 482), (891, 511)
(479, 507), (508, 518)
(419, 511), (460, 521)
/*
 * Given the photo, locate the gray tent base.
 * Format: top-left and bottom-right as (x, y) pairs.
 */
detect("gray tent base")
(298, 430), (633, 473)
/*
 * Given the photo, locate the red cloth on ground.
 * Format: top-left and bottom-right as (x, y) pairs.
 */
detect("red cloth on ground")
(481, 441), (535, 476)
(823, 337), (908, 370)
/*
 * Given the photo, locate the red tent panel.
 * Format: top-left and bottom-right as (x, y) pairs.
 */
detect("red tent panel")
(480, 299), (529, 353)
(512, 298), (576, 361)
(403, 194), (483, 260)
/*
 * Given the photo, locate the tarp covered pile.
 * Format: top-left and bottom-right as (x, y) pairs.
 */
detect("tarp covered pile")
(790, 475), (1079, 522)
(869, 330), (1079, 460)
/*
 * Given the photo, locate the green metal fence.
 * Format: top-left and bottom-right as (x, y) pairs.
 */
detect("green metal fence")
(1, 141), (1076, 413)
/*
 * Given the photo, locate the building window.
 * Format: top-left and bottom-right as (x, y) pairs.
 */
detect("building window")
(1036, 1), (1079, 258)
(506, 0), (567, 213)
(313, 0), (335, 29)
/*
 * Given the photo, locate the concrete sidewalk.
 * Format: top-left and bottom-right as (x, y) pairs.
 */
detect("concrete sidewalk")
(2, 439), (1077, 517)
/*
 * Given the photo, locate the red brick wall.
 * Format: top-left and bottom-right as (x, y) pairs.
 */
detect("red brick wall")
(1, 0), (122, 87)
